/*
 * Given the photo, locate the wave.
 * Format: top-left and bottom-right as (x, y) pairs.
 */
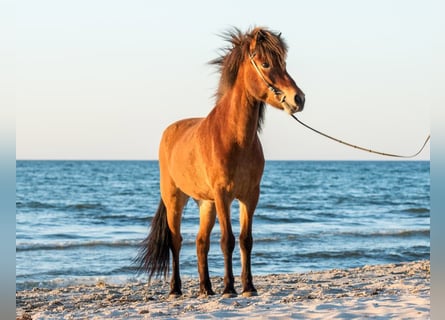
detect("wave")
(251, 229), (429, 245)
(255, 246), (430, 261)
(301, 249), (374, 259)
(65, 203), (107, 211)
(180, 229), (430, 247)
(16, 240), (140, 252)
(259, 203), (300, 211)
(45, 233), (89, 240)
(17, 200), (151, 224)
(88, 214), (150, 225)
(339, 229), (430, 238)
(17, 201), (107, 212)
(253, 248), (375, 260)
(402, 207), (430, 214)
(16, 201), (57, 209)
(16, 274), (143, 291)
(255, 214), (313, 224)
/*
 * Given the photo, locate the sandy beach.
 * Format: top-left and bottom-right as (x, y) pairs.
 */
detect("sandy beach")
(16, 260), (429, 319)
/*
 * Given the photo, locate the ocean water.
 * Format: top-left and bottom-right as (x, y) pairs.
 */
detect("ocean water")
(16, 161), (430, 291)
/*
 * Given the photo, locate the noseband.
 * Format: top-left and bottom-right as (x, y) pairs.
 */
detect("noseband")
(249, 52), (286, 103)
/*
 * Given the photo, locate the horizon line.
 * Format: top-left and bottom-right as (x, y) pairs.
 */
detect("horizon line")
(15, 158), (430, 162)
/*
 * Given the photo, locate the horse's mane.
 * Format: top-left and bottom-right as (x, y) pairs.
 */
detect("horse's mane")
(209, 27), (288, 132)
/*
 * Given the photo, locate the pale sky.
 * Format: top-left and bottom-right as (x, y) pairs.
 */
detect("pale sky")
(16, 0), (434, 160)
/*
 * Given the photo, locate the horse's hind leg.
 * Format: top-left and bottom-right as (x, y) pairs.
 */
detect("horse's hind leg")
(196, 200), (216, 296)
(162, 186), (189, 297)
(239, 187), (260, 297)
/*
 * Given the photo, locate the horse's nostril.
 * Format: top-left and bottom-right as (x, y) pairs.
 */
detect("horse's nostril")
(295, 94), (305, 108)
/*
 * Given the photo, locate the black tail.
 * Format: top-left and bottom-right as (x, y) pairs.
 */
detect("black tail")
(135, 200), (171, 280)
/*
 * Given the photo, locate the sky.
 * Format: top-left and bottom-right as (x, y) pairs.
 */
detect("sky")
(15, 0), (437, 160)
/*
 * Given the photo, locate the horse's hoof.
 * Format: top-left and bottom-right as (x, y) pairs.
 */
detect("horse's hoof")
(222, 292), (237, 298)
(242, 290), (258, 297)
(199, 290), (216, 298)
(168, 293), (182, 300)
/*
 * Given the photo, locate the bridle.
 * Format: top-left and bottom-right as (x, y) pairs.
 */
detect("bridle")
(249, 52), (286, 104)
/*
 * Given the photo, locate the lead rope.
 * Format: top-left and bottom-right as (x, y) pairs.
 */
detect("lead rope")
(249, 52), (430, 158)
(290, 114), (430, 158)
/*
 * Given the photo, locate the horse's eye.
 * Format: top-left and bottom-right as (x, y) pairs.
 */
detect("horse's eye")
(261, 62), (270, 69)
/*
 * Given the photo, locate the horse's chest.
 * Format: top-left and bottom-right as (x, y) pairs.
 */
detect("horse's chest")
(211, 156), (264, 195)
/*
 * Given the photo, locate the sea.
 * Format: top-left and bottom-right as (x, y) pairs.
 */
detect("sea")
(16, 160), (430, 291)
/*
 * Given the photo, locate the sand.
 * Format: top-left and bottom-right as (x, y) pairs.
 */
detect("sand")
(16, 260), (430, 319)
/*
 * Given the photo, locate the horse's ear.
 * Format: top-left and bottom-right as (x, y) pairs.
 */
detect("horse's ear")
(255, 29), (267, 43)
(250, 28), (268, 54)
(278, 32), (282, 39)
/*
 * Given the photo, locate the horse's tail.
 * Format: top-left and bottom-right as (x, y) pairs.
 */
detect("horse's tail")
(136, 199), (171, 280)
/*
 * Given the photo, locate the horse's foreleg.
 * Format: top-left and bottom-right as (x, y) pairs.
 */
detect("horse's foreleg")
(239, 187), (260, 296)
(215, 194), (236, 297)
(196, 200), (216, 296)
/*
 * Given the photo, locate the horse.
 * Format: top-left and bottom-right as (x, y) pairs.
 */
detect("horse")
(137, 27), (305, 298)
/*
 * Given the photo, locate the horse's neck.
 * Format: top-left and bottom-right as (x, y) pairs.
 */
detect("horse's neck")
(209, 86), (260, 148)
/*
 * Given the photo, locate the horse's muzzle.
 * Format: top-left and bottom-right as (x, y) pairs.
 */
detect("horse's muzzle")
(294, 93), (305, 111)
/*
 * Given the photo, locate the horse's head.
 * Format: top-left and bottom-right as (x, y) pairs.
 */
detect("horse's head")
(246, 28), (305, 114)
(211, 27), (305, 115)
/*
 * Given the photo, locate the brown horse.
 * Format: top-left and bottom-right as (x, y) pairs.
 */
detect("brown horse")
(137, 27), (305, 298)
